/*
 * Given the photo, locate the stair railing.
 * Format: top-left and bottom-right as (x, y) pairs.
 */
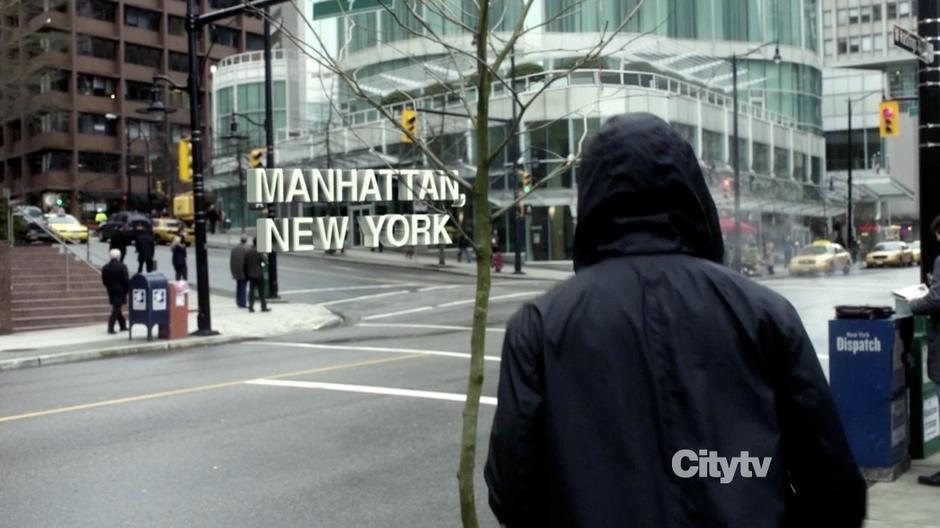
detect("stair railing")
(12, 209), (101, 292)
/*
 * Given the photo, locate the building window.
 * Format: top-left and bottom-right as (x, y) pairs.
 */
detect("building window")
(874, 33), (885, 50)
(78, 152), (119, 173)
(77, 73), (117, 97)
(838, 38), (848, 54)
(125, 80), (152, 101)
(849, 36), (860, 53)
(887, 2), (897, 18)
(246, 33), (264, 50)
(37, 29), (69, 54)
(78, 113), (117, 135)
(862, 35), (872, 52)
(837, 8), (848, 24)
(76, 35), (116, 60)
(824, 39), (834, 56)
(76, 0), (115, 22)
(848, 7), (859, 23)
(773, 147), (790, 177)
(169, 51), (189, 72)
(28, 150), (71, 174)
(900, 1), (911, 16)
(168, 15), (186, 36)
(39, 69), (69, 93)
(124, 6), (161, 31)
(823, 9), (832, 27)
(124, 43), (162, 68)
(126, 118), (158, 140)
(873, 4), (882, 20)
(29, 112), (69, 134)
(210, 26), (239, 47)
(860, 6), (871, 22)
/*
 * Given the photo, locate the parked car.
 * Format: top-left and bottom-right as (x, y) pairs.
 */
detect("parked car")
(98, 212), (152, 243)
(153, 218), (194, 245)
(866, 241), (914, 268)
(788, 240), (853, 275)
(45, 213), (88, 243)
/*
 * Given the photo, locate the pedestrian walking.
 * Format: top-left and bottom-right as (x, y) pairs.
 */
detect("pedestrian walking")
(491, 230), (502, 272)
(908, 216), (940, 486)
(764, 240), (776, 275)
(230, 236), (249, 308)
(244, 237), (269, 313)
(135, 225), (155, 273)
(101, 249), (129, 334)
(457, 232), (471, 262)
(484, 113), (865, 528)
(171, 236), (187, 281)
(208, 205), (218, 234)
(109, 224), (129, 262)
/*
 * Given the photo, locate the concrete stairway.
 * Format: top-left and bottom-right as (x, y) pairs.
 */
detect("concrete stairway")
(9, 245), (115, 332)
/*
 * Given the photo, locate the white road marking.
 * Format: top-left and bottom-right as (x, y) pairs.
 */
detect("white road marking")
(246, 378), (498, 406)
(360, 306), (434, 320)
(417, 284), (463, 292)
(436, 291), (539, 308)
(279, 284), (415, 295)
(258, 341), (502, 362)
(331, 266), (356, 272)
(357, 323), (506, 332)
(318, 290), (410, 307)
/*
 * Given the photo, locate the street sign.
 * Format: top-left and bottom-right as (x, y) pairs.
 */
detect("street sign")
(313, 0), (391, 19)
(894, 25), (935, 64)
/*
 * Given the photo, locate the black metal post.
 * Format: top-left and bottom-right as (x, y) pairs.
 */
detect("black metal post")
(145, 140), (152, 212)
(732, 53), (741, 273)
(163, 110), (173, 208)
(124, 127), (132, 210)
(920, 3), (940, 283)
(186, 0), (214, 334)
(237, 140), (245, 233)
(510, 44), (523, 274)
(847, 98), (854, 254)
(263, 6), (279, 298)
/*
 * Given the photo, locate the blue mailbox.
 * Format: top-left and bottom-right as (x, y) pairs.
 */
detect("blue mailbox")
(128, 272), (169, 341)
(829, 313), (911, 481)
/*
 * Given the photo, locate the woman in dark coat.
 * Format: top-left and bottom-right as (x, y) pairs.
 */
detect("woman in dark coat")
(171, 236), (187, 281)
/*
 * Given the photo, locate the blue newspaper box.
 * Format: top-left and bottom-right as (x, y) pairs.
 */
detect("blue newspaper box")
(829, 314), (911, 481)
(128, 272), (169, 341)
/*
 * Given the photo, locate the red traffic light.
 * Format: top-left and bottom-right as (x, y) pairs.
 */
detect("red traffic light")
(882, 107), (894, 118)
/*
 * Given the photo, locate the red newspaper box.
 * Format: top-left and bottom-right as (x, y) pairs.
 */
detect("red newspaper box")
(159, 281), (189, 339)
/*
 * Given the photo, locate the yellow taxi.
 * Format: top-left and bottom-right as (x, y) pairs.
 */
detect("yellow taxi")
(913, 241), (922, 265)
(45, 213), (88, 243)
(788, 240), (853, 275)
(865, 241), (914, 268)
(153, 217), (195, 245)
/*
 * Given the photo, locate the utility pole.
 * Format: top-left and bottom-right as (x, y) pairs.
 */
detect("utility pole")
(919, 2), (940, 283)
(847, 98), (854, 255)
(510, 43), (523, 274)
(732, 53), (740, 272)
(263, 6), (279, 298)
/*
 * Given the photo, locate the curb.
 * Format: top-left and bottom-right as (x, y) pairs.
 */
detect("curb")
(206, 241), (565, 282)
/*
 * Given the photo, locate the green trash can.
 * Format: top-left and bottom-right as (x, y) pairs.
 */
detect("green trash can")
(910, 315), (940, 459)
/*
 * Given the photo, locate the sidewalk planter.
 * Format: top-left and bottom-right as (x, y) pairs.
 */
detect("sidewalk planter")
(128, 273), (169, 341)
(829, 312), (911, 481)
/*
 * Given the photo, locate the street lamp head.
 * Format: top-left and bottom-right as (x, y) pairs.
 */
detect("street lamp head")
(138, 83), (178, 115)
(772, 45), (782, 65)
(229, 117), (238, 135)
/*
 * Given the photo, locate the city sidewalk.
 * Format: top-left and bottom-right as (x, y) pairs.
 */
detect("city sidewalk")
(0, 293), (341, 371)
(207, 229), (574, 281)
(867, 453), (940, 526)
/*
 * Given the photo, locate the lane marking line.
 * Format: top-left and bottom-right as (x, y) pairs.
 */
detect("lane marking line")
(417, 284), (463, 292)
(436, 291), (539, 308)
(318, 290), (410, 307)
(279, 284), (416, 295)
(258, 341), (502, 362)
(331, 266), (356, 272)
(246, 378), (497, 406)
(357, 323), (506, 332)
(0, 354), (423, 424)
(360, 306), (434, 320)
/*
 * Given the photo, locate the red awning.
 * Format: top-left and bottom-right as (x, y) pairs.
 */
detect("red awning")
(719, 217), (757, 235)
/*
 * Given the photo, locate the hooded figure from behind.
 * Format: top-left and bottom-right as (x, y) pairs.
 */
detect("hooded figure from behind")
(484, 113), (865, 528)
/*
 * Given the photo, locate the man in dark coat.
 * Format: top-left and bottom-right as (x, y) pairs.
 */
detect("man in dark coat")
(109, 224), (129, 262)
(484, 113), (866, 528)
(230, 236), (249, 308)
(135, 225), (155, 273)
(101, 249), (129, 334)
(244, 237), (269, 313)
(908, 215), (940, 486)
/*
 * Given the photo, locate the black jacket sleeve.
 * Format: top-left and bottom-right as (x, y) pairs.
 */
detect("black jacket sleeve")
(772, 302), (866, 527)
(484, 303), (547, 527)
(121, 266), (129, 295)
(911, 256), (940, 315)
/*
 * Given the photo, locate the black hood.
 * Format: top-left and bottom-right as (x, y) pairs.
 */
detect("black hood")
(572, 113), (724, 271)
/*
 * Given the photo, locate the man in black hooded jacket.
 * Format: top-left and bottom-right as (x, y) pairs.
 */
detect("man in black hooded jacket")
(484, 113), (866, 527)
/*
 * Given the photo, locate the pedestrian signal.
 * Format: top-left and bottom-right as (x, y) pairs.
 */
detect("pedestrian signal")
(879, 100), (900, 138)
(401, 108), (417, 143)
(178, 137), (193, 183)
(250, 148), (266, 169)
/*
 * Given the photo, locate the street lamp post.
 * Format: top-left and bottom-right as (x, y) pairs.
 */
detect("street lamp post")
(730, 43), (781, 273)
(138, 84), (178, 213)
(220, 116), (249, 233)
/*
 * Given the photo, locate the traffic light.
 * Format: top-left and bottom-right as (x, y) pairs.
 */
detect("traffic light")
(55, 197), (63, 207)
(178, 137), (192, 183)
(880, 100), (900, 138)
(521, 170), (532, 193)
(249, 148), (266, 169)
(401, 108), (417, 143)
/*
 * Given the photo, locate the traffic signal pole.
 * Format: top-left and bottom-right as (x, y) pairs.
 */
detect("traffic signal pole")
(263, 6), (279, 299)
(919, 3), (940, 283)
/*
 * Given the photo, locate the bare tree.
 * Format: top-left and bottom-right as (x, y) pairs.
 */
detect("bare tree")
(264, 1), (644, 524)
